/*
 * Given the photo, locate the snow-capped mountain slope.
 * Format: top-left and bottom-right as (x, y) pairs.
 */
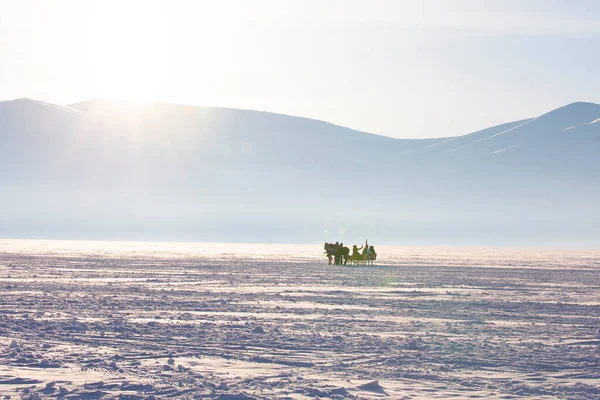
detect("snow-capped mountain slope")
(1, 98), (599, 245)
(446, 102), (600, 156)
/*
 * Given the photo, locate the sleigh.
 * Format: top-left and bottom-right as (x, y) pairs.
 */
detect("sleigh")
(347, 253), (377, 265)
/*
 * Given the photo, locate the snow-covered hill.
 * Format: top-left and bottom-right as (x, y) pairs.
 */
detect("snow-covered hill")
(1, 98), (599, 245)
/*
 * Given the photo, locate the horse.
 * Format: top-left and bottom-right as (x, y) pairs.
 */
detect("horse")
(338, 245), (350, 265)
(324, 242), (334, 264)
(324, 242), (349, 265)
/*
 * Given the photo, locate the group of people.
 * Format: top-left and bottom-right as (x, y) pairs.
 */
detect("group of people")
(324, 240), (377, 265)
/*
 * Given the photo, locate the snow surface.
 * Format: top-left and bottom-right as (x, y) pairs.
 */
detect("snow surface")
(448, 117), (538, 154)
(0, 239), (599, 399)
(489, 145), (516, 155)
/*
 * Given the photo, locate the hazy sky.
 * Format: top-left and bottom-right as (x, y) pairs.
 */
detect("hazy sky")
(1, 0), (599, 138)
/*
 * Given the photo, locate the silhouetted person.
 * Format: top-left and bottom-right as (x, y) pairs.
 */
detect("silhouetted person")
(367, 245), (377, 265)
(351, 245), (362, 264)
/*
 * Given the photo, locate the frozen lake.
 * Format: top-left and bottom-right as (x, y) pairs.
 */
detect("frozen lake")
(0, 239), (599, 399)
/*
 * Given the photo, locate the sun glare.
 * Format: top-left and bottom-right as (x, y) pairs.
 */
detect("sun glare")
(80, 2), (181, 102)
(65, 1), (251, 105)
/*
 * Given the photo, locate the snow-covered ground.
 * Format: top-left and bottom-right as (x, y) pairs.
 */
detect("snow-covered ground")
(0, 239), (599, 399)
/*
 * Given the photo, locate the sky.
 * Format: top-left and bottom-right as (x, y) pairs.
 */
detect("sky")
(1, 0), (599, 138)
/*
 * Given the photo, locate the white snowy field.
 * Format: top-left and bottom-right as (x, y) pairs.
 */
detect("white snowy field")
(0, 240), (599, 399)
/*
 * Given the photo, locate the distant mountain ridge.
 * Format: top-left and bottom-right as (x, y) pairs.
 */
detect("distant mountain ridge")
(1, 98), (599, 246)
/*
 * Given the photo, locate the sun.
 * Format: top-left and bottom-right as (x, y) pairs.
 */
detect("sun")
(80, 1), (178, 102)
(71, 1), (229, 103)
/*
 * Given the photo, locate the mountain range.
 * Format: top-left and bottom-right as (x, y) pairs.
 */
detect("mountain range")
(1, 98), (599, 246)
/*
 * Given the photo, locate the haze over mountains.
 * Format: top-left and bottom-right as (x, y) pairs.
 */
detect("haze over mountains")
(1, 98), (599, 246)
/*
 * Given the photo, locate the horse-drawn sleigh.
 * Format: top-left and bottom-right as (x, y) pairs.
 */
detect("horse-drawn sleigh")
(346, 252), (377, 265)
(324, 241), (377, 265)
